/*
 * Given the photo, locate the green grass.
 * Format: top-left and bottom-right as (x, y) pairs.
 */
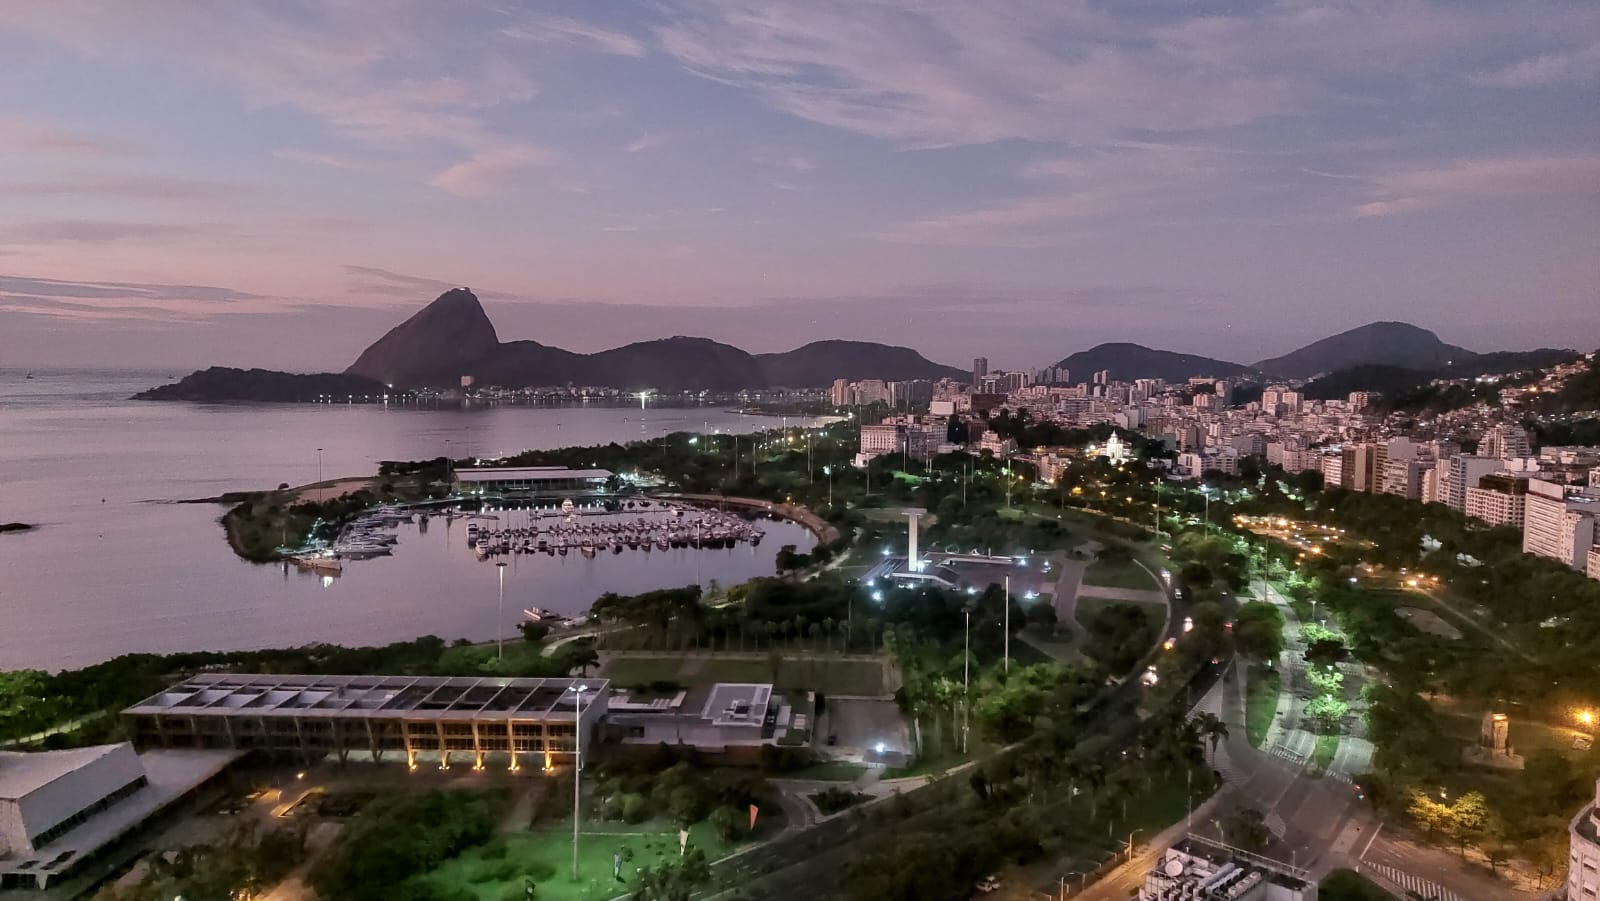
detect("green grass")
(784, 761), (868, 782)
(1245, 665), (1282, 749)
(426, 819), (739, 901)
(1083, 558), (1160, 592)
(1074, 595), (1166, 631)
(882, 746), (975, 780)
(1312, 733), (1340, 773)
(1437, 711), (1591, 759)
(602, 654), (887, 696)
(1318, 868), (1393, 901)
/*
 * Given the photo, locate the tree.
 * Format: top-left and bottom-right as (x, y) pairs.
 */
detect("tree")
(1304, 694), (1348, 733)
(1221, 807), (1271, 852)
(1232, 601), (1284, 662)
(1304, 637), (1349, 669)
(1192, 712), (1229, 763)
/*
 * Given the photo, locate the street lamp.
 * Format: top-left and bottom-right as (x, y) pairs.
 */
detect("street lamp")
(569, 684), (590, 881)
(823, 465), (833, 508)
(315, 447), (323, 484)
(496, 561), (508, 661)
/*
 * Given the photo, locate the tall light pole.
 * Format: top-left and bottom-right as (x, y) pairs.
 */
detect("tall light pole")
(570, 684), (590, 881)
(823, 466), (833, 509)
(496, 561), (508, 661)
(1003, 574), (1011, 674)
(316, 447), (323, 484)
(963, 606), (971, 752)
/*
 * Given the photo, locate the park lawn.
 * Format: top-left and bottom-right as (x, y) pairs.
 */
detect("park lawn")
(1318, 868), (1392, 901)
(603, 654), (887, 696)
(1312, 733), (1340, 773)
(882, 746), (974, 781)
(1436, 711), (1591, 759)
(785, 761), (868, 782)
(439, 640), (555, 677)
(1083, 558), (1160, 592)
(1245, 665), (1281, 748)
(426, 819), (739, 901)
(1074, 596), (1166, 632)
(600, 656), (690, 686)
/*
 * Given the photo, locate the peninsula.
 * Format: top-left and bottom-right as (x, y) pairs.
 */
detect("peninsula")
(137, 287), (966, 400)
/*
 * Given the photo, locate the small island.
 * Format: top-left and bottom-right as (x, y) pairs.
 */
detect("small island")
(0, 522), (35, 534)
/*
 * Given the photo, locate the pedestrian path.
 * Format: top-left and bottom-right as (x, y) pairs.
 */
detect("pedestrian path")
(1360, 859), (1465, 901)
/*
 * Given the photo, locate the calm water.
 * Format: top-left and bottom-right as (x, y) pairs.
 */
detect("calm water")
(0, 370), (816, 671)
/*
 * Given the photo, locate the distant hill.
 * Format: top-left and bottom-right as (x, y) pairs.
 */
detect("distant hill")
(143, 289), (968, 399)
(133, 367), (392, 402)
(1302, 364), (1431, 401)
(1052, 343), (1254, 383)
(346, 287), (500, 387)
(1254, 322), (1474, 379)
(757, 340), (966, 387)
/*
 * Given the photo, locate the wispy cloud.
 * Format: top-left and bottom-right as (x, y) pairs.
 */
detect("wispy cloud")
(1470, 42), (1600, 88)
(502, 14), (647, 58)
(430, 145), (558, 197)
(0, 173), (252, 202)
(0, 273), (261, 323)
(627, 132), (671, 153)
(1354, 154), (1600, 218)
(0, 220), (215, 244)
(0, 117), (145, 158)
(273, 148), (363, 170)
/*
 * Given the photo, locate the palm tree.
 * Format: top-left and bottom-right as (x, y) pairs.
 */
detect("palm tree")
(1193, 712), (1229, 764)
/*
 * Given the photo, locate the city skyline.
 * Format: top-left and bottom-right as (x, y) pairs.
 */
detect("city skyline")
(2, 1), (1599, 370)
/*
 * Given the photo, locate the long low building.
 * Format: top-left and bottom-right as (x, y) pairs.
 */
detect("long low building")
(122, 674), (609, 770)
(454, 465), (612, 495)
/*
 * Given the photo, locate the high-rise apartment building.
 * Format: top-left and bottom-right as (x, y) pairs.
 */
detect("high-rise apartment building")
(1481, 424), (1533, 460)
(1522, 479), (1600, 570)
(1568, 777), (1600, 901)
(1320, 446), (1357, 489)
(1440, 455), (1504, 512)
(1465, 473), (1529, 528)
(971, 357), (988, 387)
(830, 378), (851, 407)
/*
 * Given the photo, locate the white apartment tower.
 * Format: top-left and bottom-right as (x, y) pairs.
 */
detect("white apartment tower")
(1481, 424), (1533, 460)
(1522, 479), (1600, 570)
(1569, 777), (1600, 901)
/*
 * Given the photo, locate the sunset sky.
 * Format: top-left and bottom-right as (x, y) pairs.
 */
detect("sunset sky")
(1, 1), (1597, 371)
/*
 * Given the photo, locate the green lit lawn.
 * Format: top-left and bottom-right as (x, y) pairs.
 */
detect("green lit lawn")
(1083, 558), (1160, 592)
(426, 820), (738, 901)
(1245, 665), (1281, 748)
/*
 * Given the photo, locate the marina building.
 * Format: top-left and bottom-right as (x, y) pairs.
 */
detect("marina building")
(453, 466), (612, 496)
(122, 674), (609, 770)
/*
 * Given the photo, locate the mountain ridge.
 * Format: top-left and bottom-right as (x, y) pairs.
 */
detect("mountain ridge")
(1051, 342), (1255, 383)
(1253, 321), (1475, 379)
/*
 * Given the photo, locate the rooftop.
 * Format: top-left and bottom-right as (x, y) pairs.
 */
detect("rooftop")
(455, 466), (613, 482)
(0, 744), (127, 802)
(123, 674), (609, 720)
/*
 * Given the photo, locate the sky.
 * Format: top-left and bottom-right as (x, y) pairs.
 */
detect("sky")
(0, 0), (1597, 372)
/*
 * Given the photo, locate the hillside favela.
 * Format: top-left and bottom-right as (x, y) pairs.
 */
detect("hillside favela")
(1, 5), (1598, 901)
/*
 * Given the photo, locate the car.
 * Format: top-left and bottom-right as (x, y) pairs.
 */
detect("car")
(975, 875), (1001, 894)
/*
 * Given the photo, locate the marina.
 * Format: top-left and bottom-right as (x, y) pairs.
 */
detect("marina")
(0, 369), (822, 671)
